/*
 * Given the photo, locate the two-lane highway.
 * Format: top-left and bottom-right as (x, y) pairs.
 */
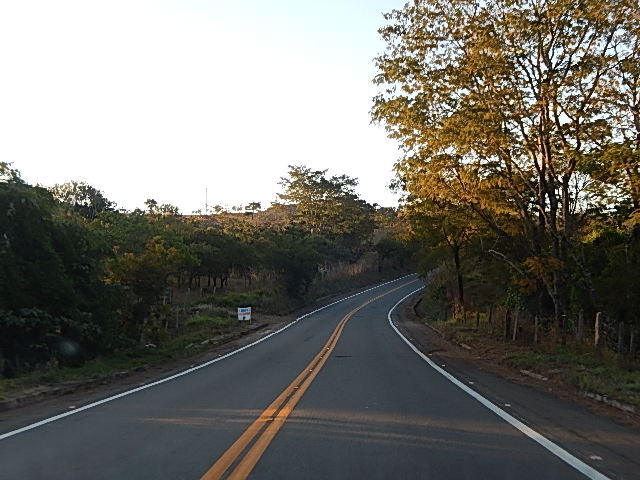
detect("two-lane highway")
(0, 276), (609, 479)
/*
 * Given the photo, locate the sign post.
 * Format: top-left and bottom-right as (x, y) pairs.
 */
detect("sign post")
(237, 307), (252, 323)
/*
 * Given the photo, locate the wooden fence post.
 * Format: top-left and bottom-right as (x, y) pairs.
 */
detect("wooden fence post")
(512, 310), (519, 342)
(504, 309), (511, 341)
(488, 306), (494, 335)
(594, 312), (602, 348)
(576, 309), (584, 345)
(534, 316), (539, 345)
(617, 321), (625, 355)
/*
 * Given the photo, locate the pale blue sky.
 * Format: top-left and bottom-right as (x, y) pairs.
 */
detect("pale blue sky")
(0, 0), (406, 212)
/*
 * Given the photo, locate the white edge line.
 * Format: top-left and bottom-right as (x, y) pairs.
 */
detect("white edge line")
(0, 274), (417, 441)
(387, 287), (611, 480)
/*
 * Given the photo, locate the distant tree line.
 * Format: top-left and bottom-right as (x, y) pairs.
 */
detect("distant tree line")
(373, 0), (640, 353)
(0, 163), (410, 377)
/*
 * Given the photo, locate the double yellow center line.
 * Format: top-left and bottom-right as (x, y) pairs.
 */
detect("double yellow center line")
(200, 280), (416, 480)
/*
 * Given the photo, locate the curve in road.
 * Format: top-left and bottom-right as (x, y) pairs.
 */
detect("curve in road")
(0, 275), (613, 479)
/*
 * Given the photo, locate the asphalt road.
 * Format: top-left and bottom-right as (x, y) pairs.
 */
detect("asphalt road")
(0, 276), (613, 479)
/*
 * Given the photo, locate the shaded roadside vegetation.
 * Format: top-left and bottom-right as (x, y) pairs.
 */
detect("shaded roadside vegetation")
(0, 163), (411, 391)
(418, 302), (640, 408)
(374, 0), (640, 406)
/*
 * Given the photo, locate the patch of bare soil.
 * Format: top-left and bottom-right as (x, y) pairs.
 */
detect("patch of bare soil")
(396, 298), (640, 431)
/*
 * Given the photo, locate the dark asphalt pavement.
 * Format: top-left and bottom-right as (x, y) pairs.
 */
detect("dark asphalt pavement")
(0, 276), (613, 479)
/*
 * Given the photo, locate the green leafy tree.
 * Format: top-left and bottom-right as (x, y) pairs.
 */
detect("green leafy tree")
(406, 198), (480, 311)
(245, 202), (262, 213)
(107, 236), (195, 340)
(145, 198), (180, 216)
(373, 0), (639, 334)
(1, 167), (116, 374)
(278, 165), (376, 256)
(49, 181), (114, 220)
(0, 162), (24, 184)
(259, 227), (322, 297)
(589, 10), (640, 211)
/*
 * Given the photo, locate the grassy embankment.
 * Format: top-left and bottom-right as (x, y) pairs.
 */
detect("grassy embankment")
(415, 296), (640, 408)
(0, 269), (405, 401)
(0, 296), (253, 401)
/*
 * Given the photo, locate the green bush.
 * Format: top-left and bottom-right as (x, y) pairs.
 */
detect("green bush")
(185, 314), (230, 329)
(195, 290), (267, 309)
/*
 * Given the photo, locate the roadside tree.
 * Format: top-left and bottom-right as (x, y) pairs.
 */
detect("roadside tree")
(373, 0), (639, 335)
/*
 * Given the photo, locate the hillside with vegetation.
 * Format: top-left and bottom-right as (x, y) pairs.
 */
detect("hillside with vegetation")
(0, 163), (410, 388)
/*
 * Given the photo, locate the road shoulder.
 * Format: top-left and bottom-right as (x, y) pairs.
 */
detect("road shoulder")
(392, 296), (640, 480)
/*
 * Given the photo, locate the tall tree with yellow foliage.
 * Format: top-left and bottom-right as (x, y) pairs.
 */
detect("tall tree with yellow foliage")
(373, 0), (639, 335)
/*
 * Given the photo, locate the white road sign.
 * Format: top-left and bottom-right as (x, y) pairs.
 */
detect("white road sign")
(237, 307), (252, 321)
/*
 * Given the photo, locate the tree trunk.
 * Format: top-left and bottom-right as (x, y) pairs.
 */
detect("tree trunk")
(504, 309), (511, 342)
(562, 176), (573, 238)
(552, 269), (567, 344)
(594, 312), (602, 348)
(453, 245), (464, 311)
(576, 309), (584, 345)
(546, 164), (568, 344)
(618, 321), (625, 355)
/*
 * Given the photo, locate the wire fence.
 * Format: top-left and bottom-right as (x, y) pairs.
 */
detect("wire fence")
(453, 306), (638, 357)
